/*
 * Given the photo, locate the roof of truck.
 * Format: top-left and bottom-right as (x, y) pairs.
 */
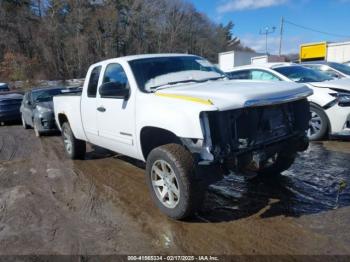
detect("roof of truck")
(91, 54), (199, 67)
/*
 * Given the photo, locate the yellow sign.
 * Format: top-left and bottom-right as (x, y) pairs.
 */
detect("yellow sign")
(300, 42), (327, 61)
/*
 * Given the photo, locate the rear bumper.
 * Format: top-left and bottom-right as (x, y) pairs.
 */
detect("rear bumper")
(0, 111), (21, 122)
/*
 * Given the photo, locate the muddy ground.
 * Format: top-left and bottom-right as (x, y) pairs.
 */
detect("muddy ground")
(0, 125), (349, 255)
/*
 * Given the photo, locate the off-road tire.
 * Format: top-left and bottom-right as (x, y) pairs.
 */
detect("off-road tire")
(61, 122), (86, 160)
(257, 154), (296, 176)
(308, 104), (329, 141)
(146, 143), (203, 220)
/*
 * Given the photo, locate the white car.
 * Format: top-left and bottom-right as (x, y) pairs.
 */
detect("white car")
(225, 63), (350, 141)
(53, 54), (312, 219)
(302, 62), (350, 79)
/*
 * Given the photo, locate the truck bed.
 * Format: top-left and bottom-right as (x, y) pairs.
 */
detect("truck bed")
(53, 95), (86, 141)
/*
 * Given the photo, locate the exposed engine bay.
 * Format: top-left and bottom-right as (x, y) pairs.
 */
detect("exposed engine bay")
(204, 99), (310, 172)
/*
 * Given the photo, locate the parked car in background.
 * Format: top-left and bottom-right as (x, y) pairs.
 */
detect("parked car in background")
(20, 87), (67, 137)
(0, 93), (23, 123)
(226, 63), (350, 141)
(302, 61), (350, 79)
(0, 83), (10, 92)
(54, 54), (312, 219)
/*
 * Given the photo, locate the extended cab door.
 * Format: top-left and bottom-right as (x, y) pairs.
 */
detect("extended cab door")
(81, 65), (102, 144)
(95, 62), (137, 158)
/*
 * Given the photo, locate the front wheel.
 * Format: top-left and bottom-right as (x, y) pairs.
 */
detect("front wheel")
(146, 144), (203, 220)
(308, 105), (329, 141)
(61, 122), (86, 159)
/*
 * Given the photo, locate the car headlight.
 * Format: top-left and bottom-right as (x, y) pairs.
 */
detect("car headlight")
(330, 93), (350, 107)
(36, 105), (52, 113)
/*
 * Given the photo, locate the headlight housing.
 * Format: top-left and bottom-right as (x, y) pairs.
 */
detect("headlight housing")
(330, 93), (350, 107)
(36, 105), (52, 113)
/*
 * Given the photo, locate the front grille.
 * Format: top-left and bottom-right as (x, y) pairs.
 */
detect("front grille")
(207, 99), (310, 157)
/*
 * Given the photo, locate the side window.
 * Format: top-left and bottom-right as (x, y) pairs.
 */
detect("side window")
(87, 66), (102, 97)
(307, 65), (341, 78)
(250, 70), (280, 81)
(227, 70), (250, 79)
(102, 63), (129, 89)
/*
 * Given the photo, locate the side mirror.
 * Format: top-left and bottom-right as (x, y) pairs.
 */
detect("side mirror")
(99, 82), (129, 99)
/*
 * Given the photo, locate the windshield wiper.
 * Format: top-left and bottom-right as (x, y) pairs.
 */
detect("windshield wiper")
(150, 75), (226, 92)
(150, 79), (202, 91)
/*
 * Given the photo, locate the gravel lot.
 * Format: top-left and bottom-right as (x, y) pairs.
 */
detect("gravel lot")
(0, 124), (349, 255)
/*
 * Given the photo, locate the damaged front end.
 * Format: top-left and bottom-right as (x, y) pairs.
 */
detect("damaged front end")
(193, 99), (310, 173)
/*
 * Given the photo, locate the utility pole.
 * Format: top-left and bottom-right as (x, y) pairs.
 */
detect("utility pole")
(279, 17), (284, 56)
(259, 26), (276, 55)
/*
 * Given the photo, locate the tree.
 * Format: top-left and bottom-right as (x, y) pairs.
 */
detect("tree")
(0, 0), (251, 81)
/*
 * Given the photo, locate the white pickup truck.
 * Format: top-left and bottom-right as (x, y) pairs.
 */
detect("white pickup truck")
(53, 54), (312, 219)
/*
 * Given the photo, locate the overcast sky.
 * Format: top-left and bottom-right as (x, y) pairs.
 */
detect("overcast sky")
(188, 0), (350, 54)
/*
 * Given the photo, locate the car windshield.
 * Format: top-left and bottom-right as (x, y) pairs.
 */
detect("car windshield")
(32, 88), (64, 102)
(0, 84), (9, 91)
(128, 56), (225, 92)
(329, 62), (350, 75)
(274, 66), (333, 83)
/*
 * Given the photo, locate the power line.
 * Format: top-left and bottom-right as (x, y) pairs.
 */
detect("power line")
(284, 19), (350, 39)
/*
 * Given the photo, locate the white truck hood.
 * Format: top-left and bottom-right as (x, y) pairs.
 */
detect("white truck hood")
(308, 78), (350, 92)
(155, 80), (312, 111)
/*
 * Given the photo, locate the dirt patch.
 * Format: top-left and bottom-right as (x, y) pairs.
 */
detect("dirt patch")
(0, 125), (349, 255)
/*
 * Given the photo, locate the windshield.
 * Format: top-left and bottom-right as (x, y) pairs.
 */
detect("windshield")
(329, 62), (350, 76)
(32, 88), (64, 102)
(128, 56), (225, 92)
(274, 66), (333, 83)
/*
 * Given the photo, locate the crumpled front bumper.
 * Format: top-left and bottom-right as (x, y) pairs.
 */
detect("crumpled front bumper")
(326, 104), (350, 139)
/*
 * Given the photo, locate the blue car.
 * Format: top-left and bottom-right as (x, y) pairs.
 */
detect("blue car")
(0, 93), (24, 123)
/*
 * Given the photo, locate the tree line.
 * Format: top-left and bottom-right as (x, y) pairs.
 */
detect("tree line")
(0, 0), (251, 81)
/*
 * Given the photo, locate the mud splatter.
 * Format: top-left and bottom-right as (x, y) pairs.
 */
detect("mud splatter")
(0, 125), (349, 255)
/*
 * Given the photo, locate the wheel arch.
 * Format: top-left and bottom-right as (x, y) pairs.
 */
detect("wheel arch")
(57, 113), (69, 129)
(140, 126), (182, 160)
(309, 102), (332, 135)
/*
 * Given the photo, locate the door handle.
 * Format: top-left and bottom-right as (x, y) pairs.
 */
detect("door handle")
(97, 106), (106, 112)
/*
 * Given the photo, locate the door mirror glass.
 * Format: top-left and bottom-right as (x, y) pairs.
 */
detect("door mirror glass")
(99, 82), (129, 99)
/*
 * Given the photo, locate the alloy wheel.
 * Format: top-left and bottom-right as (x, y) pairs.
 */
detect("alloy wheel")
(63, 128), (72, 154)
(308, 111), (322, 137)
(151, 159), (180, 209)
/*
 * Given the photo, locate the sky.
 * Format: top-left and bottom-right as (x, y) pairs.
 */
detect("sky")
(188, 0), (350, 54)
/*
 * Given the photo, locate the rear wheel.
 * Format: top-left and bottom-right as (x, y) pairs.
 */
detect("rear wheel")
(308, 105), (328, 141)
(146, 144), (203, 220)
(61, 122), (86, 159)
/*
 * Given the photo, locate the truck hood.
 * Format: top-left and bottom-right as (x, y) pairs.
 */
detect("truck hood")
(307, 78), (350, 92)
(155, 80), (312, 111)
